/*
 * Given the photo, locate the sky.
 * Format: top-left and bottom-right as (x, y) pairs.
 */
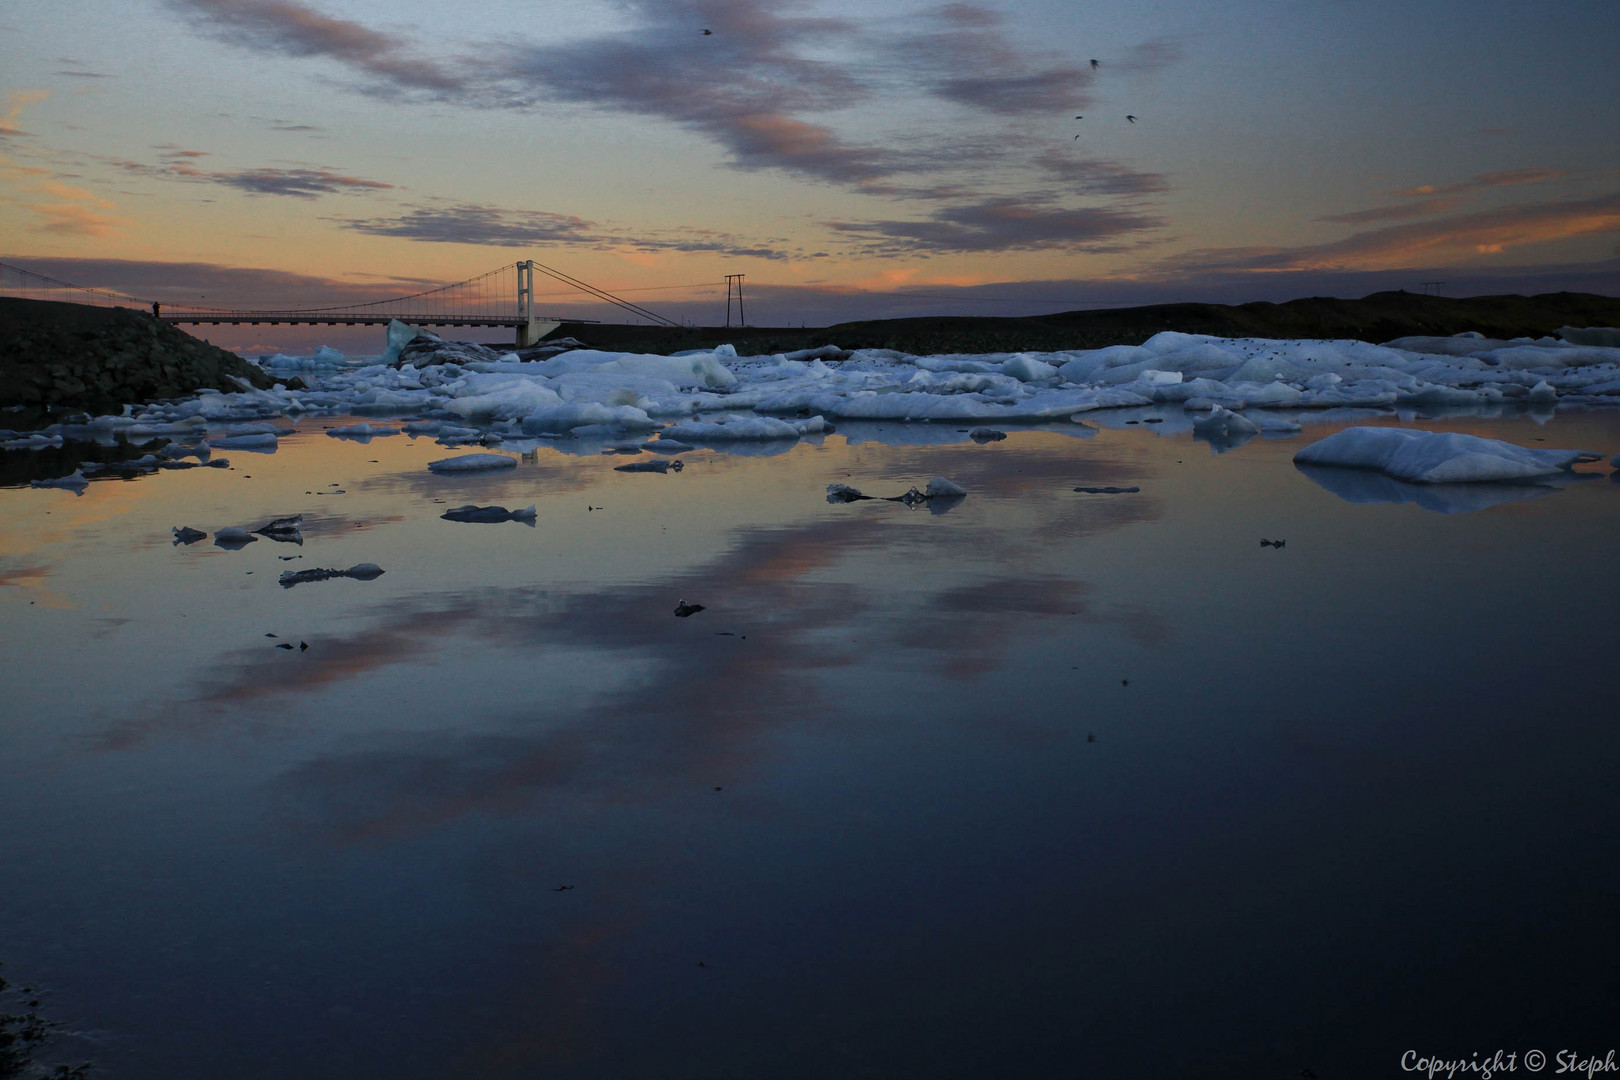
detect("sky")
(2, 0), (1618, 341)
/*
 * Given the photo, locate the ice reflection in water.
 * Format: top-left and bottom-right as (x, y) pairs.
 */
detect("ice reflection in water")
(1, 411), (1618, 1079)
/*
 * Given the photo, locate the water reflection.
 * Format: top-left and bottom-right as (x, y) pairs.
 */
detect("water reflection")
(1295, 463), (1574, 514)
(2, 413), (1618, 1079)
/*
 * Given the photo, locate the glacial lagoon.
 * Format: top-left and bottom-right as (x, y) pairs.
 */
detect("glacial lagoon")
(3, 350), (1620, 1076)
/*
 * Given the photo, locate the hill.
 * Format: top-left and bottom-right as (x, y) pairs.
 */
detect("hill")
(553, 290), (1620, 356)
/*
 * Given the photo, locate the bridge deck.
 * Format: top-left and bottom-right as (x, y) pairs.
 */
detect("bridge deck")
(157, 313), (581, 328)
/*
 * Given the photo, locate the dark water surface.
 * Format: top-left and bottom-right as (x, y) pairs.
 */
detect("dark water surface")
(3, 412), (1618, 1078)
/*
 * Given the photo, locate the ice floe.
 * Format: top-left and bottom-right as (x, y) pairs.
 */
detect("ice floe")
(1293, 427), (1602, 483)
(279, 563), (385, 588)
(427, 453), (518, 473)
(7, 328), (1618, 461)
(440, 504), (537, 524)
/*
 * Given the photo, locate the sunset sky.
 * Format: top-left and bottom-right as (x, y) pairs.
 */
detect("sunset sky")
(3, 0), (1618, 336)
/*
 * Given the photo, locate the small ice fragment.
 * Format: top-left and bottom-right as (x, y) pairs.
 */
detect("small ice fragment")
(255, 515), (303, 544)
(327, 423), (399, 439)
(427, 453), (517, 473)
(645, 440), (695, 454)
(211, 433), (280, 451)
(278, 563), (385, 588)
(1192, 405), (1260, 442)
(172, 526), (207, 544)
(30, 470), (89, 493)
(826, 483), (868, 503)
(674, 599), (705, 617)
(925, 477), (966, 497)
(1528, 380), (1558, 404)
(1074, 486), (1140, 494)
(969, 428), (1007, 442)
(214, 526), (258, 548)
(614, 459), (683, 473)
(441, 504), (533, 524)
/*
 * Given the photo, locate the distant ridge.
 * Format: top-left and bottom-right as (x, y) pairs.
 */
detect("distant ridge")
(554, 290), (1620, 357)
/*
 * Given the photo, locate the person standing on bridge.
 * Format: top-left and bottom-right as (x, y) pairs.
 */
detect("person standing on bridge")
(152, 301), (161, 318)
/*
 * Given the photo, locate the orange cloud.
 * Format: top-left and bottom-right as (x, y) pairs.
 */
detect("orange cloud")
(0, 89), (49, 137)
(30, 201), (134, 236)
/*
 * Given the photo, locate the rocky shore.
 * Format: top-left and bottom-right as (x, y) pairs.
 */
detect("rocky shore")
(0, 297), (276, 416)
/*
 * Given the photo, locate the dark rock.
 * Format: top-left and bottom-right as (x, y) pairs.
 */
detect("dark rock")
(0, 297), (275, 410)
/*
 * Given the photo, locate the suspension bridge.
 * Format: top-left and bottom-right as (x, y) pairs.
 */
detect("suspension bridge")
(0, 259), (682, 346)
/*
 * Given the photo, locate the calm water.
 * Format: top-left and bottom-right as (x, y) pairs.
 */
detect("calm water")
(3, 410), (1619, 1078)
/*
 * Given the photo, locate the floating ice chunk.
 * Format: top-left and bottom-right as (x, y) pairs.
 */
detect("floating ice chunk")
(214, 526), (258, 548)
(1558, 326), (1620, 347)
(255, 515), (303, 544)
(427, 453), (518, 473)
(1612, 451), (1620, 469)
(826, 483), (868, 503)
(327, 423), (399, 439)
(211, 432), (280, 451)
(660, 415), (825, 441)
(1075, 485), (1140, 494)
(4, 433), (64, 450)
(925, 476), (966, 497)
(644, 439), (695, 453)
(172, 526), (207, 544)
(1257, 416), (1303, 434)
(1192, 406), (1260, 442)
(969, 427), (1006, 442)
(614, 459), (684, 473)
(1001, 354), (1060, 382)
(279, 563), (386, 588)
(159, 440), (210, 460)
(518, 403), (656, 434)
(1294, 427), (1601, 483)
(441, 504), (536, 524)
(30, 471), (88, 493)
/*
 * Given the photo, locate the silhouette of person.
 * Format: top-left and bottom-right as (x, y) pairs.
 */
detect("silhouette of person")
(152, 301), (161, 318)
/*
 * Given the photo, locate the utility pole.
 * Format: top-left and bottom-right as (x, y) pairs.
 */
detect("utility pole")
(725, 274), (746, 328)
(1420, 281), (1445, 297)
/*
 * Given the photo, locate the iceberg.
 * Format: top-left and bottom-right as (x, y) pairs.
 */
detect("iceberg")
(1293, 427), (1602, 483)
(427, 453), (518, 473)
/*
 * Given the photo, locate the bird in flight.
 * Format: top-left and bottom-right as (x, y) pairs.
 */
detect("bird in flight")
(701, 28), (712, 34)
(1090, 58), (1100, 69)
(1126, 115), (1137, 123)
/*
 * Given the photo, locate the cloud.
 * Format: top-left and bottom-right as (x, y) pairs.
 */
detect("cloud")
(827, 196), (1164, 254)
(0, 89), (49, 137)
(172, 0), (464, 92)
(1316, 197), (1458, 226)
(163, 0), (1182, 212)
(0, 255), (438, 307)
(1033, 149), (1169, 196)
(1396, 168), (1567, 199)
(339, 201), (795, 258)
(28, 202), (133, 236)
(1170, 191), (1620, 274)
(110, 154), (394, 198)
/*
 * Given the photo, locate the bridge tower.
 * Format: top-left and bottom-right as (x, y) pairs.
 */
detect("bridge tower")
(515, 260), (559, 347)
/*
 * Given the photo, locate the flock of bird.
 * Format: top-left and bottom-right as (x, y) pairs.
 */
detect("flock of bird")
(1076, 59), (1138, 136)
(693, 32), (1137, 137)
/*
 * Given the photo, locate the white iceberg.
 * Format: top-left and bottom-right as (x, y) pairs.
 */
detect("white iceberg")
(427, 453), (518, 473)
(1294, 427), (1601, 483)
